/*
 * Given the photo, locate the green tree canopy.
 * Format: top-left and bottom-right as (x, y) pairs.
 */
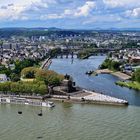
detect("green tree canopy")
(100, 59), (122, 71)
(0, 81), (48, 95)
(35, 69), (64, 86)
(21, 67), (39, 78)
(21, 67), (64, 86)
(14, 59), (39, 74)
(132, 68), (140, 83)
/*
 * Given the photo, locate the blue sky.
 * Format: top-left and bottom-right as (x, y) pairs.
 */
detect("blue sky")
(0, 0), (140, 29)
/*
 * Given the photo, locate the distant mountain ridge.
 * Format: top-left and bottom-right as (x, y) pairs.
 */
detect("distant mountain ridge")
(1, 27), (140, 31)
(0, 27), (140, 38)
(0, 27), (62, 31)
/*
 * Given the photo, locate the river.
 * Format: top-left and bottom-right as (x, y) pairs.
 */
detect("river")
(0, 55), (140, 140)
(49, 55), (140, 106)
(0, 103), (140, 140)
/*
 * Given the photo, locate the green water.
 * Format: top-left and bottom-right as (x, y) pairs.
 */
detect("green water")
(1, 56), (140, 140)
(0, 102), (140, 140)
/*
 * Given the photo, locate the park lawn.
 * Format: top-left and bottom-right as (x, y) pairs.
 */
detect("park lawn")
(116, 81), (140, 91)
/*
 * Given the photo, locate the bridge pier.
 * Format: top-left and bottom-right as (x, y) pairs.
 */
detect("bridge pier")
(66, 54), (68, 59)
(60, 54), (63, 58)
(71, 52), (74, 58)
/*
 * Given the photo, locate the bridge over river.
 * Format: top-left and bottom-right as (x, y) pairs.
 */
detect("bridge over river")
(54, 47), (121, 59)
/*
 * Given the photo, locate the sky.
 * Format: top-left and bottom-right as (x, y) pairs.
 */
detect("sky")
(0, 0), (140, 29)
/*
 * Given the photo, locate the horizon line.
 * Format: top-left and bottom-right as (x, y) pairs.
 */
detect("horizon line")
(1, 27), (140, 31)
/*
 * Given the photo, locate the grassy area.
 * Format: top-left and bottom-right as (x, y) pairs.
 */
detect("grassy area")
(116, 81), (140, 91)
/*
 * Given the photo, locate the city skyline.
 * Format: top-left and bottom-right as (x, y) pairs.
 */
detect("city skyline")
(0, 0), (140, 29)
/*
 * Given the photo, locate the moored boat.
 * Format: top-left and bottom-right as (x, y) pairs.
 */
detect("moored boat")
(0, 97), (55, 108)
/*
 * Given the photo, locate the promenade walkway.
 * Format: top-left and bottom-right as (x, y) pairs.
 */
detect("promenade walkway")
(40, 58), (52, 70)
(52, 89), (128, 105)
(81, 90), (128, 105)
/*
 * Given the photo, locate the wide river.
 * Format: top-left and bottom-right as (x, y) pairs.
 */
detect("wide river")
(50, 55), (140, 106)
(0, 56), (140, 140)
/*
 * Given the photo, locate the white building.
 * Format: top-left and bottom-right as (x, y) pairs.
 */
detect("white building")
(0, 74), (8, 83)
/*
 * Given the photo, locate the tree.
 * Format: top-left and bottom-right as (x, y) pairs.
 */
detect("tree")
(0, 82), (11, 94)
(35, 69), (64, 85)
(132, 68), (140, 83)
(14, 59), (39, 74)
(0, 66), (63, 95)
(0, 40), (3, 46)
(0, 65), (11, 76)
(100, 59), (122, 71)
(0, 81), (48, 95)
(10, 73), (20, 82)
(38, 84), (48, 95)
(49, 48), (61, 57)
(110, 61), (121, 71)
(100, 59), (111, 69)
(10, 82), (20, 94)
(21, 67), (38, 78)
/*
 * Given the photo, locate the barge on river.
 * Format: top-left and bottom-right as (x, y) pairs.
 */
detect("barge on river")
(0, 97), (55, 108)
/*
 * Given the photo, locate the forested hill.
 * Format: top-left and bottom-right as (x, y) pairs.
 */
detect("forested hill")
(1, 27), (140, 38)
(0, 28), (87, 38)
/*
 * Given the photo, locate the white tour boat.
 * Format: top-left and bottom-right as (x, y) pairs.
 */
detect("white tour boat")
(0, 97), (55, 108)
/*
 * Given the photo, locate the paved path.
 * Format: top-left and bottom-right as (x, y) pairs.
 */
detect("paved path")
(52, 89), (128, 105)
(81, 90), (128, 104)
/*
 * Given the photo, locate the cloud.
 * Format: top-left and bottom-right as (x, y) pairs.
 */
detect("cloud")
(83, 14), (122, 24)
(40, 14), (63, 19)
(0, 0), (56, 20)
(0, 0), (140, 29)
(40, 1), (96, 20)
(1, 6), (7, 9)
(132, 8), (140, 17)
(74, 1), (96, 17)
(125, 8), (140, 17)
(8, 3), (14, 7)
(103, 0), (140, 8)
(103, 0), (123, 8)
(0, 4), (27, 20)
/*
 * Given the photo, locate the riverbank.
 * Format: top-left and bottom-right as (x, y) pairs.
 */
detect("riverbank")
(112, 72), (131, 80)
(116, 81), (140, 91)
(0, 89), (128, 106)
(96, 69), (112, 74)
(95, 69), (131, 80)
